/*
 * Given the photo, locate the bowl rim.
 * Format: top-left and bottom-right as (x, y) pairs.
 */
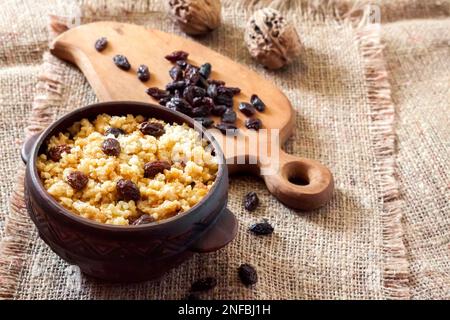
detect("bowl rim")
(27, 101), (227, 231)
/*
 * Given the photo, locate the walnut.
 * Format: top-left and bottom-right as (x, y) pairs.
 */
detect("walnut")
(168, 0), (221, 35)
(244, 8), (302, 69)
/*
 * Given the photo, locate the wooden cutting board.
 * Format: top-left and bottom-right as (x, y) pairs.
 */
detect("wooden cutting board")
(50, 21), (333, 210)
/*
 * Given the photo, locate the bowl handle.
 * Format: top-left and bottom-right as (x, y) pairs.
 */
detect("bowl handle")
(21, 132), (42, 164)
(190, 207), (238, 253)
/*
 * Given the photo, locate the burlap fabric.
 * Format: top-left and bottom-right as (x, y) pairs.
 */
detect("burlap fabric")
(0, 0), (448, 299)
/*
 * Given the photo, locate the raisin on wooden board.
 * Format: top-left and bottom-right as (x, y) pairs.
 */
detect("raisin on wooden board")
(116, 179), (140, 201)
(66, 171), (88, 190)
(249, 220), (274, 235)
(165, 50), (189, 62)
(146, 87), (170, 100)
(137, 64), (150, 82)
(238, 263), (258, 286)
(194, 117), (214, 128)
(215, 122), (238, 135)
(191, 277), (217, 292)
(48, 145), (71, 162)
(101, 138), (121, 157)
(94, 37), (108, 52)
(113, 54), (131, 71)
(239, 102), (256, 117)
(222, 109), (237, 123)
(140, 121), (165, 137)
(245, 118), (262, 131)
(250, 94), (266, 112)
(144, 160), (171, 178)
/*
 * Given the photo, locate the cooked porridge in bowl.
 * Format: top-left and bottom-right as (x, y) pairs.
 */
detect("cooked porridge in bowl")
(37, 113), (218, 225)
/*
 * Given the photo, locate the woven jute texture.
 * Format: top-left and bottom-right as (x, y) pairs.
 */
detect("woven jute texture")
(0, 0), (448, 299)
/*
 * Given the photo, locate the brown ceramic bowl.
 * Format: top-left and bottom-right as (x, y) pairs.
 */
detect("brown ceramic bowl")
(21, 101), (237, 282)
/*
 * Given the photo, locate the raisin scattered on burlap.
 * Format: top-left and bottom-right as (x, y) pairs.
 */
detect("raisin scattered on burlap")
(113, 54), (131, 71)
(101, 138), (121, 156)
(249, 220), (274, 235)
(165, 50), (189, 62)
(48, 145), (71, 162)
(105, 127), (125, 137)
(144, 160), (171, 178)
(250, 94), (266, 112)
(137, 64), (150, 82)
(245, 118), (262, 131)
(140, 121), (165, 137)
(131, 214), (155, 225)
(238, 263), (258, 286)
(66, 171), (88, 190)
(116, 179), (140, 201)
(185, 292), (201, 300)
(244, 191), (259, 211)
(191, 277), (217, 292)
(94, 37), (108, 52)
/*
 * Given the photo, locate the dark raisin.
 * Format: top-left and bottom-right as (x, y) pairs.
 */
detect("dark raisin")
(208, 79), (225, 86)
(249, 220), (274, 235)
(238, 264), (258, 286)
(250, 94), (266, 112)
(146, 87), (170, 100)
(101, 138), (121, 156)
(137, 64), (150, 82)
(199, 63), (212, 79)
(144, 160), (171, 178)
(131, 214), (155, 225)
(193, 96), (214, 110)
(218, 86), (241, 96)
(105, 127), (125, 137)
(222, 109), (237, 123)
(207, 84), (218, 98)
(169, 66), (183, 81)
(211, 104), (227, 116)
(166, 80), (186, 93)
(183, 86), (206, 104)
(244, 191), (259, 211)
(214, 94), (233, 108)
(176, 60), (188, 69)
(192, 106), (209, 117)
(159, 96), (172, 106)
(113, 54), (131, 71)
(215, 122), (238, 135)
(197, 76), (209, 88)
(48, 145), (71, 162)
(116, 179), (140, 201)
(66, 171), (88, 190)
(191, 277), (217, 292)
(165, 50), (189, 62)
(94, 37), (107, 52)
(245, 118), (262, 130)
(239, 102), (256, 116)
(185, 65), (201, 85)
(194, 117), (214, 128)
(140, 121), (165, 137)
(166, 97), (192, 115)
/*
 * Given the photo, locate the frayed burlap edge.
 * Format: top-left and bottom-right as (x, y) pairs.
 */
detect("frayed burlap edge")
(0, 52), (65, 299)
(355, 23), (410, 299)
(0, 1), (409, 300)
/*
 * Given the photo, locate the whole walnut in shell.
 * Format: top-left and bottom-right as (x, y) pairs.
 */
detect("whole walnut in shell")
(168, 0), (221, 35)
(245, 8), (302, 69)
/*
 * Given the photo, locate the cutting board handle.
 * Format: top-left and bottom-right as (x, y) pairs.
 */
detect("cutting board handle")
(262, 150), (334, 210)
